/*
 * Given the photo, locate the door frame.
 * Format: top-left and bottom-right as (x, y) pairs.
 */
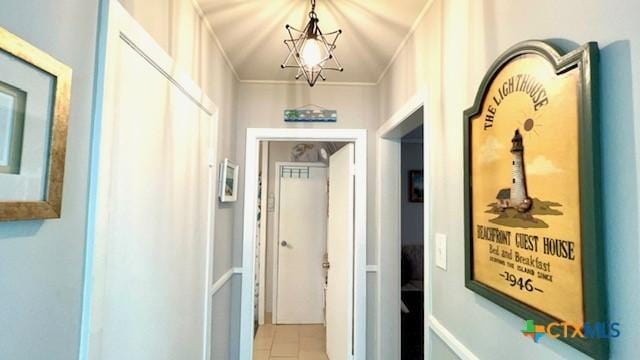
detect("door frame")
(240, 128), (367, 360)
(376, 89), (432, 360)
(272, 161), (328, 324)
(257, 142), (269, 325)
(80, 1), (218, 359)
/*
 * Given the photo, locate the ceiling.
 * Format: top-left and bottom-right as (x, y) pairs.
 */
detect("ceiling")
(196, 0), (430, 84)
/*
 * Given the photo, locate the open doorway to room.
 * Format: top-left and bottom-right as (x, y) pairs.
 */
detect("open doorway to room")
(377, 93), (429, 360)
(240, 129), (367, 360)
(400, 126), (424, 359)
(253, 141), (348, 360)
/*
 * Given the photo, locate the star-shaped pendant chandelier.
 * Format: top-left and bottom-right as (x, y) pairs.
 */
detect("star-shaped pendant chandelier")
(281, 0), (343, 87)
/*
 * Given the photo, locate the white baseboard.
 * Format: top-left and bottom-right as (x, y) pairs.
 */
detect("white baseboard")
(428, 315), (478, 360)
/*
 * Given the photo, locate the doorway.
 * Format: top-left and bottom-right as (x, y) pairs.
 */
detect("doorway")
(400, 126), (424, 359)
(254, 141), (351, 359)
(240, 129), (367, 360)
(377, 92), (431, 360)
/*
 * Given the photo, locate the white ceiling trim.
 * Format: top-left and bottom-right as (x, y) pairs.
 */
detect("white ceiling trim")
(239, 79), (377, 87)
(192, 0), (435, 86)
(191, 0), (240, 81)
(375, 0), (435, 84)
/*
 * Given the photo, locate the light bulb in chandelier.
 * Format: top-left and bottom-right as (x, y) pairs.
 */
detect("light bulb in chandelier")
(301, 38), (324, 70)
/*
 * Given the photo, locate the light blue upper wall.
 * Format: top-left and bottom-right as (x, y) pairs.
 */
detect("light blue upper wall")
(378, 0), (640, 359)
(0, 0), (100, 359)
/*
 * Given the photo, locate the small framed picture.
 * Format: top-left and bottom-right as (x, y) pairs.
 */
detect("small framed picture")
(409, 170), (423, 203)
(219, 158), (239, 202)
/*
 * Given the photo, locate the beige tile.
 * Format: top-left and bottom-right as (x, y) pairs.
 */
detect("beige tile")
(274, 325), (299, 344)
(298, 351), (328, 360)
(299, 325), (325, 338)
(257, 324), (276, 338)
(270, 342), (299, 357)
(254, 335), (273, 351)
(275, 325), (299, 334)
(299, 336), (325, 352)
(253, 349), (270, 360)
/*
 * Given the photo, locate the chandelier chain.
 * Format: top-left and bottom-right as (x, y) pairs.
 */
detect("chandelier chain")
(310, 0), (317, 18)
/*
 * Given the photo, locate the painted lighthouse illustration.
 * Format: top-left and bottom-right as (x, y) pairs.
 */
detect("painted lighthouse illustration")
(496, 129), (533, 213)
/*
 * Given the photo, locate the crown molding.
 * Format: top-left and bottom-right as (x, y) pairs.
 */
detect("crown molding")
(239, 79), (377, 87)
(192, 0), (436, 87)
(191, 0), (241, 81)
(375, 0), (435, 85)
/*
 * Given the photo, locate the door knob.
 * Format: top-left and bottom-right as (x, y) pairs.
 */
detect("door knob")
(281, 241), (288, 247)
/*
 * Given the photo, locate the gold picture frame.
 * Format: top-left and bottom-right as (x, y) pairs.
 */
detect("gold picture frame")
(0, 27), (72, 221)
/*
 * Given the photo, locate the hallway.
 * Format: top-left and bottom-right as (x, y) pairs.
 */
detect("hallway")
(253, 323), (328, 360)
(2, 0), (639, 359)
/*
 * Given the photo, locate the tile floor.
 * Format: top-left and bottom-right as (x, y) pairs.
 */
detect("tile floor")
(253, 323), (328, 360)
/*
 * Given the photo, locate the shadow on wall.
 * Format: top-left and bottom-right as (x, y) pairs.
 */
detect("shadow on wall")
(598, 39), (639, 355)
(0, 221), (43, 240)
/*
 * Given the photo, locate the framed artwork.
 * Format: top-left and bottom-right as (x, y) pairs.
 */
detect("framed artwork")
(408, 170), (423, 203)
(219, 158), (239, 202)
(0, 27), (72, 221)
(284, 108), (337, 122)
(464, 41), (607, 359)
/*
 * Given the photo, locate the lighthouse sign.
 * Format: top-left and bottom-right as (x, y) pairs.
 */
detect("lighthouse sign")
(464, 41), (607, 359)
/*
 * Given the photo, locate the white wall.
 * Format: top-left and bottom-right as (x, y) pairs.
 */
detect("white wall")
(0, 1), (99, 359)
(234, 83), (379, 358)
(378, 0), (640, 359)
(115, 0), (239, 357)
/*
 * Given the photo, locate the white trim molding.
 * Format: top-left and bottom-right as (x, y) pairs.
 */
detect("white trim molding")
(210, 268), (241, 296)
(375, 0), (436, 84)
(239, 128), (367, 360)
(190, 0), (240, 81)
(239, 79), (377, 87)
(191, 0), (436, 86)
(429, 316), (479, 360)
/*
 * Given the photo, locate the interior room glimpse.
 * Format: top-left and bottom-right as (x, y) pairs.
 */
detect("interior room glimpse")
(400, 125), (424, 360)
(252, 141), (353, 360)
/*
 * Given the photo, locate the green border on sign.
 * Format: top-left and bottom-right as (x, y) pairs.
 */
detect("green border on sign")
(463, 40), (608, 360)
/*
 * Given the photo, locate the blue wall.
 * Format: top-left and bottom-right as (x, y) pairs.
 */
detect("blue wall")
(0, 0), (100, 359)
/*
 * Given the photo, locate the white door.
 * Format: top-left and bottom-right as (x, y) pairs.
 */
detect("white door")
(276, 164), (328, 324)
(326, 144), (355, 360)
(88, 3), (216, 359)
